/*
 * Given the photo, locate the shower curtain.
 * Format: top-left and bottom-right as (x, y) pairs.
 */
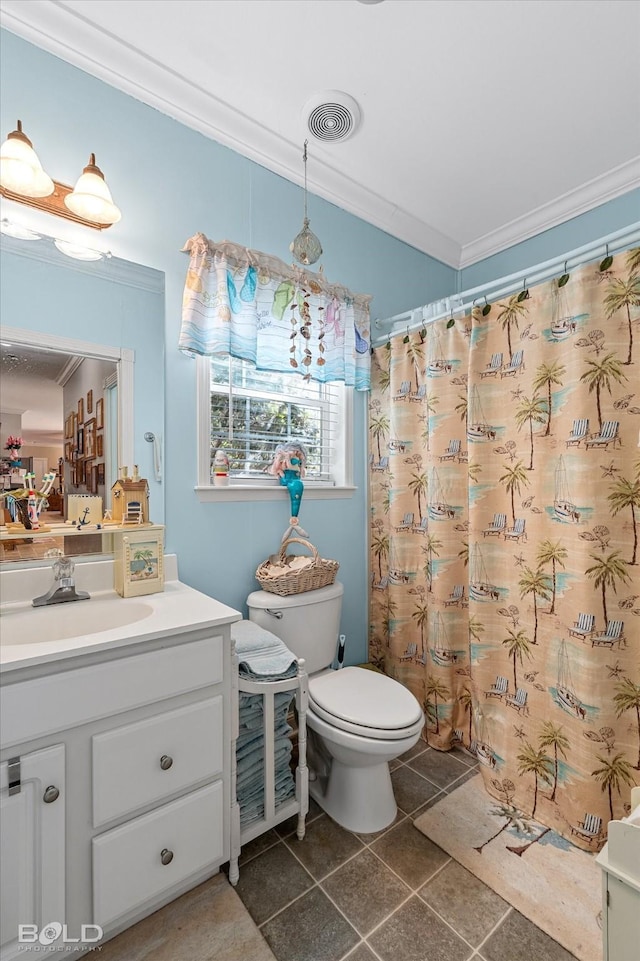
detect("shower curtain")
(369, 247), (640, 849)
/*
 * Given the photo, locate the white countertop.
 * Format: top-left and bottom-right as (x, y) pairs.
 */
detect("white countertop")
(0, 555), (242, 673)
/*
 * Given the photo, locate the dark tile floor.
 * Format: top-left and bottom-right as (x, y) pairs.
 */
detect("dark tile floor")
(231, 740), (580, 961)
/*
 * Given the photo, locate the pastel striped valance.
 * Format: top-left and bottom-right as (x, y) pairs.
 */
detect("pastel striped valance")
(179, 233), (372, 390)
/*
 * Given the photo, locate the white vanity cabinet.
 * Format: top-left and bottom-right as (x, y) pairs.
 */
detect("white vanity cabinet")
(0, 578), (242, 956)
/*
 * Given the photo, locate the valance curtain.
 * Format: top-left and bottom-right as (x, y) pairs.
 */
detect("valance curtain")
(179, 233), (372, 390)
(369, 246), (640, 850)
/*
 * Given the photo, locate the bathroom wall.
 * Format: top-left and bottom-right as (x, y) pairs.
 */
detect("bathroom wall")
(1, 28), (637, 664)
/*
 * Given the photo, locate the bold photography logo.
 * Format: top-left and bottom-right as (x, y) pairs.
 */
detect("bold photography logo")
(18, 922), (103, 947)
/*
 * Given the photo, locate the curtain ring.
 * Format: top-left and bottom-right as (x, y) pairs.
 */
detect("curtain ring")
(600, 243), (613, 271)
(482, 295), (491, 316)
(558, 260), (570, 287)
(517, 278), (529, 302)
(403, 325), (410, 344)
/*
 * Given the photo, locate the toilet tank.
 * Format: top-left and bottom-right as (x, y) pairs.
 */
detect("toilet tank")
(247, 582), (343, 675)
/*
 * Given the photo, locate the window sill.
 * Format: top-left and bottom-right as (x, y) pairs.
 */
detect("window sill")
(195, 484), (357, 503)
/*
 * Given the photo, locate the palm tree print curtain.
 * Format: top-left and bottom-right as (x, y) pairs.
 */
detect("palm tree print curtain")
(369, 247), (640, 849)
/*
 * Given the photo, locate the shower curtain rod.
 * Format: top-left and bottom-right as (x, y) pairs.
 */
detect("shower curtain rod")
(372, 221), (640, 346)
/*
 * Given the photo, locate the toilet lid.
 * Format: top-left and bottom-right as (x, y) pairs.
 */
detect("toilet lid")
(308, 667), (423, 740)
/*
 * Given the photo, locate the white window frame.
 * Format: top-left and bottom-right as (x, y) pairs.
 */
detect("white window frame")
(195, 356), (356, 502)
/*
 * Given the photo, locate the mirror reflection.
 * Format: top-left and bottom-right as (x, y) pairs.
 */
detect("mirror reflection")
(1, 339), (118, 563)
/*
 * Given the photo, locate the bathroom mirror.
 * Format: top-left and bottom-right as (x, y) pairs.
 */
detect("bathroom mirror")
(0, 231), (165, 568)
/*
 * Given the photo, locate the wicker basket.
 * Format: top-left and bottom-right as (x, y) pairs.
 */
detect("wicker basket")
(255, 536), (339, 596)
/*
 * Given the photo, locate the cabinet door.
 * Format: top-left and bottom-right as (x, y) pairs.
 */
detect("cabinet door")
(605, 874), (640, 961)
(0, 745), (65, 961)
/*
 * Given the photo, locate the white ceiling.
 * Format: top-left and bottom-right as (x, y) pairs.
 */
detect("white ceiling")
(0, 344), (71, 445)
(1, 0), (640, 267)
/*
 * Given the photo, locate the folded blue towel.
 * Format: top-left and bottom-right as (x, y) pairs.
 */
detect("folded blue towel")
(240, 772), (294, 804)
(239, 767), (295, 806)
(237, 723), (291, 760)
(239, 691), (294, 728)
(240, 778), (295, 825)
(237, 743), (292, 790)
(232, 620), (298, 681)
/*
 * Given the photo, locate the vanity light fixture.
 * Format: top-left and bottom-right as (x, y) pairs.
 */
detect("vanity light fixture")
(0, 120), (121, 230)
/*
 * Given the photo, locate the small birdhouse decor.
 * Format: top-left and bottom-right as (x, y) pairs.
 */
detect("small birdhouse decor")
(110, 465), (150, 525)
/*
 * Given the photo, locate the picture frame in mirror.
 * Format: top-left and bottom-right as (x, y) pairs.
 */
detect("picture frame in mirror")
(87, 389), (93, 413)
(78, 398), (84, 424)
(96, 434), (103, 458)
(85, 418), (96, 459)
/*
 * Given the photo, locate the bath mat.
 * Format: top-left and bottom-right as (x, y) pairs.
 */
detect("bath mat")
(413, 774), (602, 961)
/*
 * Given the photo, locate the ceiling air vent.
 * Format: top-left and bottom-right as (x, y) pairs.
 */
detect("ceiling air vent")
(303, 91), (361, 144)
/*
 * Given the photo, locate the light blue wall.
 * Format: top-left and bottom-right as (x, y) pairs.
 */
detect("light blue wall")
(0, 29), (455, 665)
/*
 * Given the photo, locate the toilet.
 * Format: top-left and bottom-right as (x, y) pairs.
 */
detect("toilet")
(246, 582), (424, 833)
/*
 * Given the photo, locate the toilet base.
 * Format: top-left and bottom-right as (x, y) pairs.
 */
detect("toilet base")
(309, 757), (397, 834)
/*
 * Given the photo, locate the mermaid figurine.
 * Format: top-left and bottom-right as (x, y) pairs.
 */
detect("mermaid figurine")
(268, 442), (307, 519)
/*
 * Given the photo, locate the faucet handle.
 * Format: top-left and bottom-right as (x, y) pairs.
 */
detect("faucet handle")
(53, 557), (74, 581)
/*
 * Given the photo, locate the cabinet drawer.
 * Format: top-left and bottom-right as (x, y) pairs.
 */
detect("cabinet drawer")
(92, 697), (223, 827)
(1, 635), (224, 748)
(93, 781), (224, 928)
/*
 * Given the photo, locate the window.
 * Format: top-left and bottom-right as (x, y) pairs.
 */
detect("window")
(196, 356), (353, 497)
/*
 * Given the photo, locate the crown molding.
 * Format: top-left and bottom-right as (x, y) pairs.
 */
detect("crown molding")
(460, 156), (640, 268)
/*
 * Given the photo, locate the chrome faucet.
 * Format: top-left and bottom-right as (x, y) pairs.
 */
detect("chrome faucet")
(32, 557), (90, 607)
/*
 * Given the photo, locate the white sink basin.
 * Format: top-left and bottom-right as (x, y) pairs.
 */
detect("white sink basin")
(0, 596), (154, 646)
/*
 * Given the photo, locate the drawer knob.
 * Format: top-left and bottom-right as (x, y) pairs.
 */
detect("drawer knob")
(159, 755), (173, 771)
(160, 848), (174, 866)
(43, 785), (60, 804)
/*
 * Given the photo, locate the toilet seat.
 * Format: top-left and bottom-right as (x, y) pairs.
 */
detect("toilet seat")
(308, 667), (423, 740)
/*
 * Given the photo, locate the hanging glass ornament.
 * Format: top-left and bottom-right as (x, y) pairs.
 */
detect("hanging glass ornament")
(290, 140), (323, 266)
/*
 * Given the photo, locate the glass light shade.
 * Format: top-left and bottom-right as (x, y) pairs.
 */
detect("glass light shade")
(0, 219), (41, 240)
(0, 121), (54, 198)
(64, 154), (121, 226)
(54, 239), (103, 261)
(290, 218), (323, 266)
